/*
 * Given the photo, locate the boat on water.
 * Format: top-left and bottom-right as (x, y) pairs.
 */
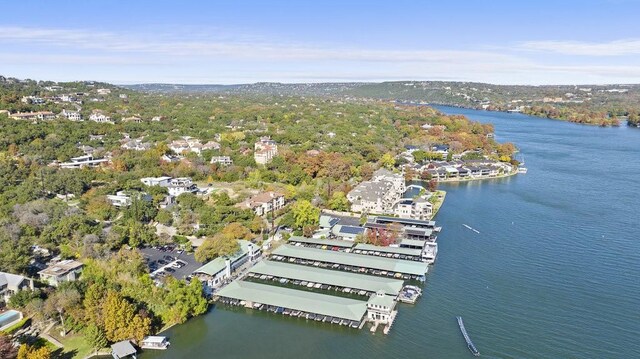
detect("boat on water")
(518, 167), (528, 174)
(456, 316), (480, 356)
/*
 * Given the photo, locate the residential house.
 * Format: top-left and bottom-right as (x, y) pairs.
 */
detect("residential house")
(121, 138), (151, 151)
(106, 191), (132, 207)
(0, 271), (34, 303)
(121, 115), (143, 123)
(10, 111), (56, 121)
(89, 110), (113, 124)
(167, 177), (198, 196)
(210, 156), (233, 166)
(96, 88), (111, 95)
(394, 198), (433, 221)
(38, 259), (84, 287)
(59, 109), (82, 121)
(140, 176), (172, 187)
(235, 191), (285, 216)
(254, 136), (278, 165)
(59, 154), (108, 169)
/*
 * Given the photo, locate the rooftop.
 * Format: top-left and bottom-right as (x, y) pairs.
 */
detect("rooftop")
(38, 259), (83, 277)
(354, 243), (422, 257)
(288, 236), (354, 248)
(217, 280), (368, 321)
(272, 245), (428, 276)
(249, 260), (404, 295)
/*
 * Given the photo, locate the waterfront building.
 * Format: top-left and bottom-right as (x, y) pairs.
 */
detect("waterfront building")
(347, 168), (405, 214)
(367, 290), (397, 324)
(194, 240), (261, 291)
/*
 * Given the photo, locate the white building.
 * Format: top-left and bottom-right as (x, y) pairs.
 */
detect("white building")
(38, 260), (84, 287)
(367, 291), (397, 324)
(59, 155), (108, 169)
(140, 176), (172, 187)
(210, 156), (233, 166)
(59, 109), (82, 121)
(89, 111), (113, 124)
(254, 136), (278, 165)
(167, 177), (198, 196)
(347, 168), (405, 214)
(394, 198), (433, 221)
(106, 191), (132, 207)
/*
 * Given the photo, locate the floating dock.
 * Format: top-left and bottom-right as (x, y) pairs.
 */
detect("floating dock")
(457, 316), (480, 356)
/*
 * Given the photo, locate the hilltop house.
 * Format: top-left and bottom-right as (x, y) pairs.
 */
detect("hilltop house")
(10, 111), (56, 121)
(38, 259), (84, 287)
(210, 156), (233, 166)
(167, 177), (198, 196)
(254, 136), (278, 165)
(235, 191), (285, 216)
(59, 109), (82, 121)
(89, 110), (113, 124)
(0, 271), (34, 303)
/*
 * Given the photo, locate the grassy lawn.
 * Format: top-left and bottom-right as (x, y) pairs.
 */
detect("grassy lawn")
(50, 331), (98, 359)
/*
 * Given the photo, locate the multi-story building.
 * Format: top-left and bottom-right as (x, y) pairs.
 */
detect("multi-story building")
(167, 177), (198, 196)
(59, 109), (83, 121)
(347, 168), (405, 214)
(254, 136), (278, 165)
(210, 156), (233, 166)
(235, 191), (285, 216)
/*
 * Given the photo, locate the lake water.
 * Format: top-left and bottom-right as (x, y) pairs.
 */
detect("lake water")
(143, 107), (640, 359)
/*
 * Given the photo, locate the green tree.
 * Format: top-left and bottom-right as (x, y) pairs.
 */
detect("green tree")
(380, 152), (396, 169)
(102, 290), (151, 343)
(194, 234), (240, 262)
(328, 191), (349, 211)
(84, 324), (108, 355)
(291, 200), (320, 230)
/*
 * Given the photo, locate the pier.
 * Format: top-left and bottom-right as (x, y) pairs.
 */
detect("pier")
(457, 316), (480, 356)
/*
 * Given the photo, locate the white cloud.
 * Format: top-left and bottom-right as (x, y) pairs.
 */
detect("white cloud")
(518, 39), (640, 56)
(1, 26), (639, 84)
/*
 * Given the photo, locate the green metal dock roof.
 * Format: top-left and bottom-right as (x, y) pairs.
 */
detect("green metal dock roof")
(354, 243), (422, 256)
(249, 260), (404, 295)
(288, 236), (355, 248)
(272, 245), (428, 276)
(216, 280), (368, 321)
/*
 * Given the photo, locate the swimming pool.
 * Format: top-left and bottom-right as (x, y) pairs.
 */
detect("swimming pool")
(0, 309), (22, 330)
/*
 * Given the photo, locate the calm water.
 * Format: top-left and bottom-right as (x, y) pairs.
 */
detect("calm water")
(143, 107), (640, 359)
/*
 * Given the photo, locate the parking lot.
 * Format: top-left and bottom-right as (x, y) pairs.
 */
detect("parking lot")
(139, 247), (202, 281)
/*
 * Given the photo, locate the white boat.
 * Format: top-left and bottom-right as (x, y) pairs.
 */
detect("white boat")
(518, 167), (528, 174)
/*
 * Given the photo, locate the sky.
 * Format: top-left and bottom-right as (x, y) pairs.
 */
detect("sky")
(1, 0), (640, 85)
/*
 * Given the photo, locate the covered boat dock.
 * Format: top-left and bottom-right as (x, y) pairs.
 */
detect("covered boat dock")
(216, 280), (368, 326)
(247, 260), (404, 296)
(271, 245), (428, 280)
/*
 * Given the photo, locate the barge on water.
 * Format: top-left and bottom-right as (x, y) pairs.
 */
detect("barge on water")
(456, 316), (480, 356)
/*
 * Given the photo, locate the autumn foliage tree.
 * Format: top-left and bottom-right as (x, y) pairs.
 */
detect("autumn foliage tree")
(102, 290), (151, 343)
